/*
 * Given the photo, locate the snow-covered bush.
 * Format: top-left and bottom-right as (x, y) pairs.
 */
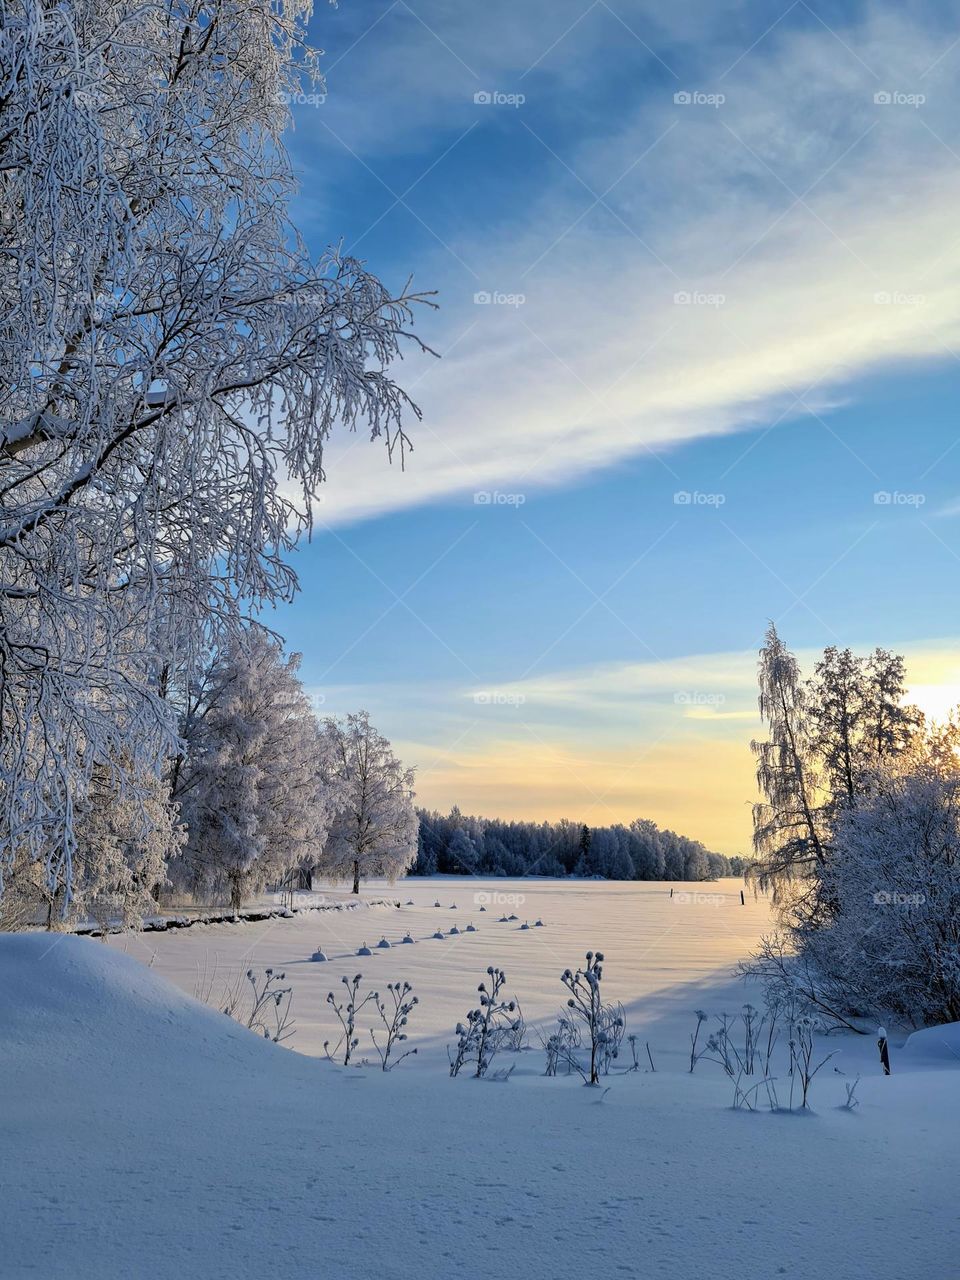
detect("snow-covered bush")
(371, 982), (419, 1071)
(543, 1013), (582, 1076)
(749, 743), (960, 1029)
(325, 975), (377, 1067)
(559, 951), (623, 1085)
(449, 967), (522, 1078)
(2, 759), (183, 931)
(806, 755), (960, 1026)
(221, 969), (295, 1044)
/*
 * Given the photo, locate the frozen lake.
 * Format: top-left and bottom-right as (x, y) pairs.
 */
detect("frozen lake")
(110, 876), (775, 1064)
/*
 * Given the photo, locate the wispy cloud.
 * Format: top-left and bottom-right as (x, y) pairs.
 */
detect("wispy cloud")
(300, 4), (960, 524)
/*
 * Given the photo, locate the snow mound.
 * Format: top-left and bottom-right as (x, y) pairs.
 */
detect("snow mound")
(902, 1021), (960, 1064)
(0, 934), (279, 1079)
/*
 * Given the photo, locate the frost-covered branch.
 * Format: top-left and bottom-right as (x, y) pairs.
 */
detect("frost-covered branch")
(0, 0), (432, 909)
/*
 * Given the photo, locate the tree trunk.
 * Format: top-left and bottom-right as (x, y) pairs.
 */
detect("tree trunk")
(352, 860), (360, 895)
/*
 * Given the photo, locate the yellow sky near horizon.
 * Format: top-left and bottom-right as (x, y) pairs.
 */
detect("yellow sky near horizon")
(388, 640), (960, 857)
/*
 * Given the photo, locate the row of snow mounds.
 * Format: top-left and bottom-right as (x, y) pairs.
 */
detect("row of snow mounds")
(71, 896), (403, 938)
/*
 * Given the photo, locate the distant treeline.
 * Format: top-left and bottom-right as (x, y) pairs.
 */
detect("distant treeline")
(411, 808), (746, 881)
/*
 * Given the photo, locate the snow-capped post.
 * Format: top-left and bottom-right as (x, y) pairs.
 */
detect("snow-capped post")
(877, 1027), (891, 1075)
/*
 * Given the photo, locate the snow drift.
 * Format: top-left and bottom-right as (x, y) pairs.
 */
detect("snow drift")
(2, 930), (959, 1280)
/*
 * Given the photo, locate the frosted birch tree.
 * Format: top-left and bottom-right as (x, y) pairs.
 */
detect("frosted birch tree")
(0, 0), (430, 908)
(319, 712), (417, 894)
(174, 631), (332, 910)
(751, 627), (922, 923)
(750, 624), (828, 907)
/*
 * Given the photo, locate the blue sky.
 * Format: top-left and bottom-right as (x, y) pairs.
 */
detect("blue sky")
(269, 0), (960, 853)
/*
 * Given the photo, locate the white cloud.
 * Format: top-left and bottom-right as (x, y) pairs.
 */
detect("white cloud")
(305, 6), (960, 525)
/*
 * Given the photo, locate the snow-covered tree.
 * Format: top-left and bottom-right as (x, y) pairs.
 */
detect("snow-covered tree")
(751, 627), (922, 921)
(0, 0), (429, 909)
(799, 732), (960, 1026)
(750, 624), (828, 903)
(318, 712), (417, 894)
(1, 757), (182, 930)
(71, 762), (183, 931)
(175, 632), (332, 910)
(409, 809), (728, 880)
(445, 827), (478, 874)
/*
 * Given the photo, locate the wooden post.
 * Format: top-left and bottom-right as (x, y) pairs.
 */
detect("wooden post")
(740, 889), (745, 905)
(877, 1026), (891, 1075)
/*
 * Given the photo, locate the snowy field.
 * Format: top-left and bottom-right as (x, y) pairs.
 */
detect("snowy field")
(110, 877), (776, 1061)
(2, 878), (958, 1279)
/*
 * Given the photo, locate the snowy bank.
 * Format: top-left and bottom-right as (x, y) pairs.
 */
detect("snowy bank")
(2, 922), (959, 1280)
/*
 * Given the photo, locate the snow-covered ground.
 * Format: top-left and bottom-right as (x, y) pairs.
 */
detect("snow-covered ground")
(2, 878), (958, 1279)
(109, 877), (779, 1062)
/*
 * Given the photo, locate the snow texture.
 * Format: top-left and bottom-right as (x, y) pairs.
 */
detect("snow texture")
(1, 878), (958, 1279)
